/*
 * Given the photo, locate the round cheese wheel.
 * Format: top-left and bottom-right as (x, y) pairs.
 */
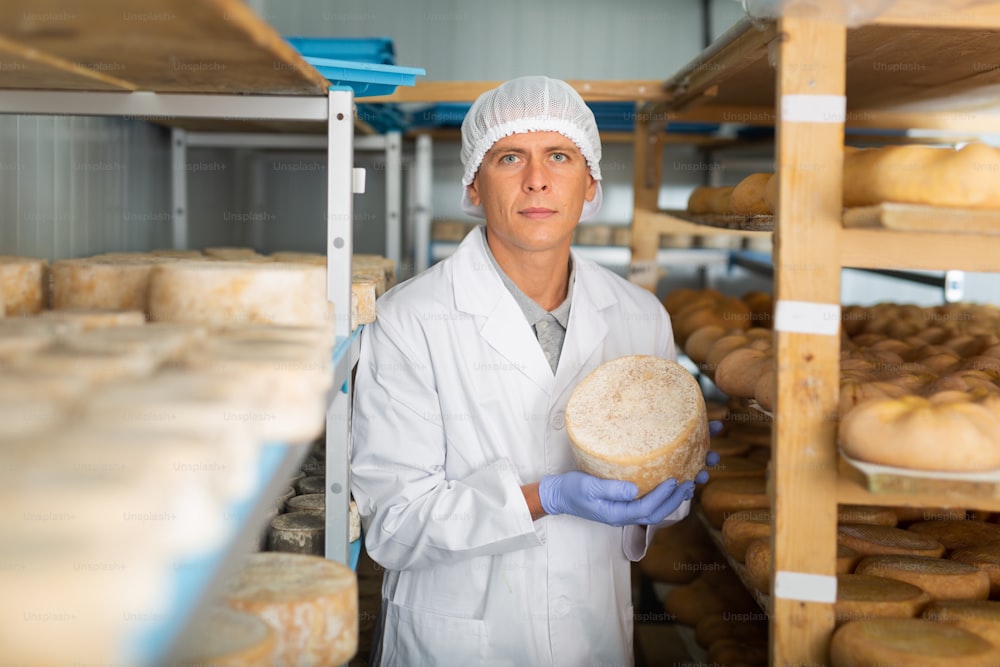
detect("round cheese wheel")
(700, 477), (769, 529)
(721, 509), (771, 563)
(172, 606), (276, 666)
(286, 493), (325, 514)
(730, 173), (773, 216)
(0, 317), (67, 362)
(297, 476), (326, 495)
(0, 255), (46, 315)
(11, 345), (159, 386)
(707, 638), (768, 666)
(204, 246), (264, 260)
(838, 505), (898, 527)
(923, 599), (1000, 647)
(838, 524), (946, 558)
(950, 542), (1000, 597)
(49, 256), (177, 315)
(836, 574), (932, 624)
(839, 395), (1000, 472)
(714, 348), (773, 399)
(268, 512), (325, 556)
(743, 536), (771, 593)
(148, 260), (333, 329)
(855, 554), (990, 601)
(223, 552), (358, 667)
(565, 355), (709, 496)
(60, 322), (207, 363)
(830, 617), (1000, 666)
(908, 520), (1000, 552)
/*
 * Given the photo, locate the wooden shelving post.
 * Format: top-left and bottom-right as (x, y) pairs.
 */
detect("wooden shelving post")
(629, 104), (666, 292)
(770, 14), (846, 665)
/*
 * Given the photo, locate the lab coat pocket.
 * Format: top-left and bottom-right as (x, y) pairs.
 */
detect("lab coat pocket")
(381, 599), (487, 667)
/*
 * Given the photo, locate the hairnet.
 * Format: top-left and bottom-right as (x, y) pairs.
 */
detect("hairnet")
(460, 75), (603, 221)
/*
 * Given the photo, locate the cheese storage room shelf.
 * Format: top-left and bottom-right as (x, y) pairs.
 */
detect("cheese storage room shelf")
(638, 2), (1000, 663)
(0, 1), (405, 664)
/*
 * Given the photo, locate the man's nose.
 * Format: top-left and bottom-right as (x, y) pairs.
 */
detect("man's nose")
(523, 162), (549, 192)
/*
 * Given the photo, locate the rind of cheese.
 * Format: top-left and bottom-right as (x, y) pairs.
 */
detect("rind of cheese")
(223, 552), (358, 667)
(11, 344), (160, 386)
(149, 260), (333, 329)
(204, 247), (264, 260)
(565, 355), (709, 497)
(61, 322), (207, 363)
(907, 520), (1000, 551)
(830, 618), (1000, 666)
(923, 600), (1000, 648)
(172, 606), (277, 667)
(721, 509), (771, 563)
(268, 512), (325, 556)
(730, 173), (773, 216)
(49, 256), (176, 315)
(855, 554), (990, 601)
(838, 524), (947, 558)
(352, 279), (377, 329)
(835, 574), (932, 624)
(699, 477), (770, 529)
(839, 395), (1000, 471)
(0, 255), (46, 315)
(950, 543), (1000, 597)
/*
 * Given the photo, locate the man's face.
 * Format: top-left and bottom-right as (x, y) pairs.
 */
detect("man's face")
(467, 131), (598, 257)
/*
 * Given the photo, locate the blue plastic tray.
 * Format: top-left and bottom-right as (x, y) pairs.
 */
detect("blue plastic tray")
(300, 56), (425, 97)
(286, 37), (395, 65)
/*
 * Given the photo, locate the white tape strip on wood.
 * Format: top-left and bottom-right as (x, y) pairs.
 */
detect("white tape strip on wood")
(780, 94), (846, 124)
(774, 571), (838, 603)
(774, 300), (840, 336)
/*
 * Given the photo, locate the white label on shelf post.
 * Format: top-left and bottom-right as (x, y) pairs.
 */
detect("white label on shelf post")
(628, 260), (658, 288)
(353, 167), (366, 194)
(780, 94), (846, 124)
(774, 571), (838, 603)
(774, 300), (840, 336)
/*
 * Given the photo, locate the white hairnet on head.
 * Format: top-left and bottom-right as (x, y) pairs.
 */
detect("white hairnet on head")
(460, 75), (603, 221)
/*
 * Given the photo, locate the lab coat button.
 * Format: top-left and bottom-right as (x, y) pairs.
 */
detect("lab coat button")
(551, 410), (565, 430)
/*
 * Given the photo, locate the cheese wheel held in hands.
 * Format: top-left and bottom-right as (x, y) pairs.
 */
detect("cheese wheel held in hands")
(565, 355), (709, 496)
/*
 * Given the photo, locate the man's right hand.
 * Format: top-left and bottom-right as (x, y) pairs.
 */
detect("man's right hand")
(538, 471), (694, 527)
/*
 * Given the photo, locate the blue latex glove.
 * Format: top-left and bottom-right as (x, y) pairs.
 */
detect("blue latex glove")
(696, 420), (725, 485)
(538, 471), (695, 527)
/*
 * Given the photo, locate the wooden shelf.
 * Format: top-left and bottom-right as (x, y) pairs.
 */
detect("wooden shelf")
(840, 226), (1000, 271)
(843, 203), (1000, 236)
(663, 15), (1000, 132)
(634, 209), (772, 238)
(837, 456), (1000, 512)
(0, 0), (329, 96)
(361, 79), (671, 104)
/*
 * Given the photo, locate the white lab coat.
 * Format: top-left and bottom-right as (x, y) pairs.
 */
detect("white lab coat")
(350, 226), (690, 667)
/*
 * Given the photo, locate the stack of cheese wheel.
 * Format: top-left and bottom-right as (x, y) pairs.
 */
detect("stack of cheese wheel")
(270, 251), (380, 329)
(831, 618), (1000, 666)
(686, 172), (777, 217)
(565, 355), (709, 496)
(223, 552), (358, 667)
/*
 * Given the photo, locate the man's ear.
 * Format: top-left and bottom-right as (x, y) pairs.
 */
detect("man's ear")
(467, 182), (481, 206)
(584, 174), (598, 203)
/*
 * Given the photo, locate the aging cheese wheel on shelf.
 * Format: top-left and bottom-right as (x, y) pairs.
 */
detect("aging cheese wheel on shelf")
(172, 606), (277, 667)
(855, 554), (990, 601)
(923, 599), (1000, 647)
(204, 246), (264, 260)
(729, 173), (774, 216)
(286, 493), (324, 514)
(699, 477), (769, 529)
(564, 355), (709, 496)
(839, 395), (1000, 472)
(830, 618), (1000, 666)
(352, 278), (377, 329)
(686, 185), (735, 215)
(268, 511), (325, 556)
(950, 543), (1000, 597)
(148, 260), (333, 329)
(721, 509), (770, 563)
(223, 552), (358, 667)
(838, 505), (899, 527)
(49, 256), (177, 315)
(838, 524), (946, 558)
(10, 345), (160, 386)
(60, 322), (207, 363)
(0, 256), (46, 315)
(835, 574), (932, 624)
(37, 307), (146, 330)
(714, 348), (773, 399)
(842, 142), (1000, 209)
(908, 520), (1000, 552)
(0, 317), (68, 362)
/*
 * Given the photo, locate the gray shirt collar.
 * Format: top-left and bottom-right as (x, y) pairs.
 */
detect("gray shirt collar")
(481, 227), (574, 327)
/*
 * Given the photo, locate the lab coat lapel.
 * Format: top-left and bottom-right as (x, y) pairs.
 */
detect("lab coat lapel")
(452, 228), (555, 395)
(552, 253), (614, 404)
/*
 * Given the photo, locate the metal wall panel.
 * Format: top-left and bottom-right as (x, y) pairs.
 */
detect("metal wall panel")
(0, 115), (171, 261)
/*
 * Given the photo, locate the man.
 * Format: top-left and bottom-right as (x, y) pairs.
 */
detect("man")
(351, 75), (717, 666)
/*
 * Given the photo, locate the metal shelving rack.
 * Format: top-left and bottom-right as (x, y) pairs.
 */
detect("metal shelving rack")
(0, 2), (388, 662)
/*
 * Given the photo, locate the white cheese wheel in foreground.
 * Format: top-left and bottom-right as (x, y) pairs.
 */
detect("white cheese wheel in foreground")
(0, 255), (46, 315)
(565, 355), (709, 496)
(831, 618), (1000, 666)
(172, 606), (276, 667)
(148, 260), (333, 329)
(223, 552), (358, 667)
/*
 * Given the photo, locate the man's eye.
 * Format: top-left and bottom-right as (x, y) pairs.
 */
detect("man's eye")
(500, 154), (519, 164)
(551, 153), (567, 162)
